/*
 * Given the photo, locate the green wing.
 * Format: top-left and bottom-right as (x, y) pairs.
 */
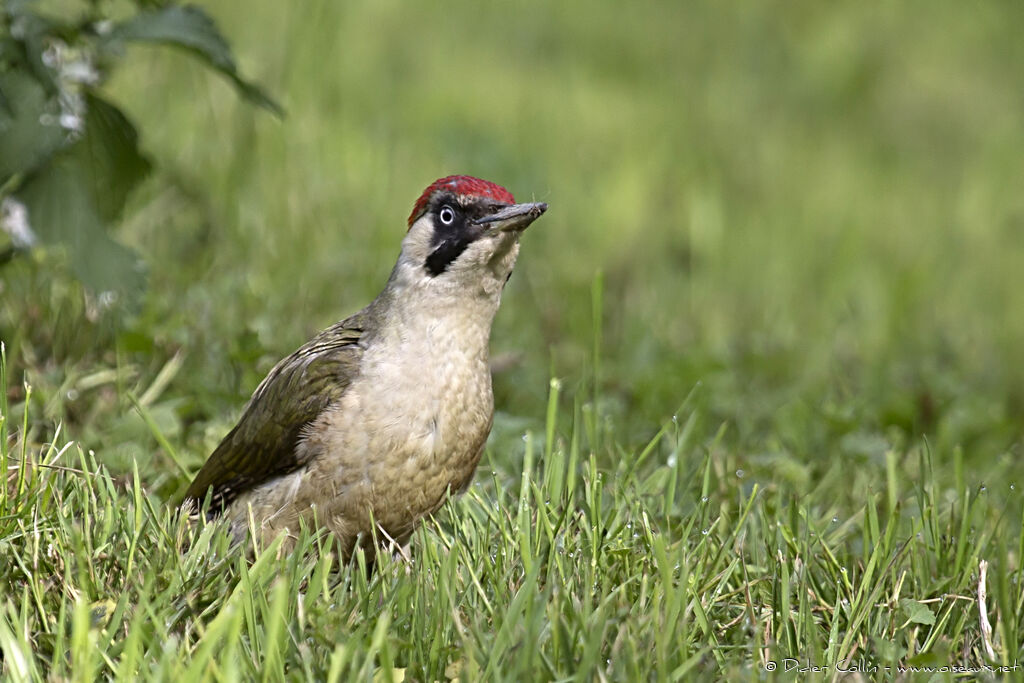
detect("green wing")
(183, 316), (366, 514)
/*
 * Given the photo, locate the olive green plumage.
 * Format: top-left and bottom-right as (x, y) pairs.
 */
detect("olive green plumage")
(184, 315), (366, 512)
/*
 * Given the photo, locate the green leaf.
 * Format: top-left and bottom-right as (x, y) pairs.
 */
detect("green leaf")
(104, 5), (283, 116)
(898, 598), (936, 626)
(2, 6), (63, 97)
(16, 158), (147, 302)
(0, 70), (70, 183)
(3, 94), (150, 301)
(75, 94), (152, 221)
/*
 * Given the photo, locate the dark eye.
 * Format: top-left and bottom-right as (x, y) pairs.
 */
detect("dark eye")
(439, 206), (456, 225)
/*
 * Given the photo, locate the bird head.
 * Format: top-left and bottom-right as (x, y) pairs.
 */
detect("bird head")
(397, 176), (547, 295)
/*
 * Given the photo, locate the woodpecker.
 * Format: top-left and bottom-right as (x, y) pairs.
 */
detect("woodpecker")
(184, 175), (547, 559)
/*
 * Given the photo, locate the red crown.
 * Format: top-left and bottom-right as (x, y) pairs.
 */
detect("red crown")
(408, 175), (515, 227)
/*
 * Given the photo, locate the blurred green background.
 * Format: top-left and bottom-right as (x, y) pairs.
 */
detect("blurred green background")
(4, 0), (1024, 496)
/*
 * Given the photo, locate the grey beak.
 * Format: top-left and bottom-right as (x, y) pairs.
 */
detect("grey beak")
(473, 202), (548, 231)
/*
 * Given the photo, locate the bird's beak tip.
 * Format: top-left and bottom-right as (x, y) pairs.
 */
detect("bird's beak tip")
(474, 201), (549, 230)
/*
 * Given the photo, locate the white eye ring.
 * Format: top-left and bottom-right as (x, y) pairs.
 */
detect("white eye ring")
(439, 206), (456, 225)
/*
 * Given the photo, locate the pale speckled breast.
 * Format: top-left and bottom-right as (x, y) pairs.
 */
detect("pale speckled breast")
(227, 308), (496, 557)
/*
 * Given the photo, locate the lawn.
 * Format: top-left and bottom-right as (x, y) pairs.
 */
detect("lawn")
(1, 0), (1023, 679)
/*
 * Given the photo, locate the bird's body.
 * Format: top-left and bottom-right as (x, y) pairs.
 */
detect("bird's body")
(218, 280), (495, 556)
(183, 176), (546, 558)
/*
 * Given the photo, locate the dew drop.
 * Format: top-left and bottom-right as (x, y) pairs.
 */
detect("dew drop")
(736, 469), (745, 478)
(832, 516), (838, 524)
(702, 528), (709, 536)
(701, 496), (709, 503)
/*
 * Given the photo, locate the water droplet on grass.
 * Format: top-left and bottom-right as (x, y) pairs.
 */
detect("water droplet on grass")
(736, 469), (745, 478)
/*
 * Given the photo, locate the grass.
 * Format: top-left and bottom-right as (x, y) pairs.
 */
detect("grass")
(3, 0), (1024, 679)
(1, 348), (1021, 680)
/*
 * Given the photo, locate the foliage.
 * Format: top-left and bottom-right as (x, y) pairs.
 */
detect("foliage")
(0, 0), (279, 303)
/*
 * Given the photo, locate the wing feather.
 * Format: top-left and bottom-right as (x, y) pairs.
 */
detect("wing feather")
(183, 315), (366, 513)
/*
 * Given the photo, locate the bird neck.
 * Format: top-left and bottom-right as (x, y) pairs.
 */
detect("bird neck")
(368, 263), (505, 359)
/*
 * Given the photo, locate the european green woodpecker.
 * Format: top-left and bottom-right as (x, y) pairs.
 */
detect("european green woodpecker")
(183, 175), (547, 559)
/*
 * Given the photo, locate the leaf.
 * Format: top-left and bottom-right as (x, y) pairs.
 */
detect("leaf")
(16, 158), (147, 302)
(5, 95), (150, 302)
(75, 94), (152, 222)
(0, 71), (70, 183)
(103, 5), (283, 116)
(898, 598), (936, 626)
(2, 6), (63, 97)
